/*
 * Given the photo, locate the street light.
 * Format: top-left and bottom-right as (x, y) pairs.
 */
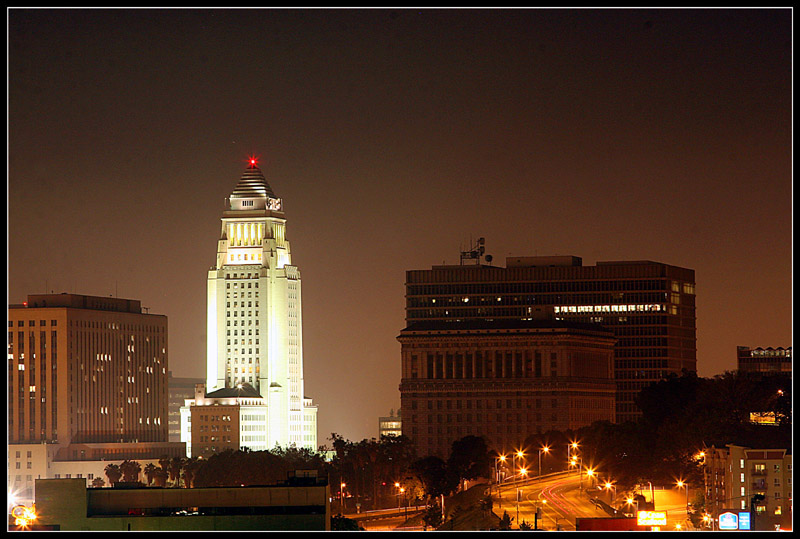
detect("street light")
(676, 480), (689, 516)
(513, 450), (525, 486)
(340, 482), (346, 513)
(496, 455), (507, 484)
(583, 467), (594, 491)
(625, 497), (639, 516)
(538, 446), (550, 478)
(604, 481), (616, 504)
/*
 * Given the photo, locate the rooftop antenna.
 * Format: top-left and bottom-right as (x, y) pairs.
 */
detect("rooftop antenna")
(460, 237), (486, 265)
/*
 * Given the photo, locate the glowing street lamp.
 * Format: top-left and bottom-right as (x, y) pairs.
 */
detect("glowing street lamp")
(538, 446), (550, 478)
(496, 455), (507, 484)
(604, 481), (616, 503)
(513, 450), (525, 486)
(626, 497), (639, 515)
(676, 480), (689, 514)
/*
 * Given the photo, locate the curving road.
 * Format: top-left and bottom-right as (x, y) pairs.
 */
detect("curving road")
(493, 471), (606, 530)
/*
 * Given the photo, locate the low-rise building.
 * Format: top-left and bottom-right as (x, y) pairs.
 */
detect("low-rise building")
(703, 444), (792, 531)
(33, 474), (330, 531)
(737, 346), (792, 375)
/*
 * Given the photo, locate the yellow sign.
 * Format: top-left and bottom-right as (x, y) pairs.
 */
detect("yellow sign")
(638, 511), (668, 526)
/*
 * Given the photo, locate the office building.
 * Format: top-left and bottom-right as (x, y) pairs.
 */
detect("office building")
(737, 346), (792, 375)
(8, 293), (168, 445)
(398, 313), (616, 457)
(32, 474), (330, 531)
(404, 249), (696, 422)
(184, 159), (317, 452)
(8, 293), (184, 503)
(168, 372), (204, 442)
(703, 444), (792, 531)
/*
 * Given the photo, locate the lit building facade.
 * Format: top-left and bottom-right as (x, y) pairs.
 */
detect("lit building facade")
(737, 346), (792, 375)
(378, 410), (402, 438)
(703, 444), (792, 531)
(404, 253), (696, 422)
(183, 160), (317, 452)
(398, 316), (616, 458)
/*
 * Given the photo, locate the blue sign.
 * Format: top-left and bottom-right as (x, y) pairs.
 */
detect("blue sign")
(719, 512), (738, 530)
(738, 512), (751, 530)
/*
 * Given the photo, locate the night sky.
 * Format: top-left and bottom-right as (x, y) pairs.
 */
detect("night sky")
(8, 9), (792, 444)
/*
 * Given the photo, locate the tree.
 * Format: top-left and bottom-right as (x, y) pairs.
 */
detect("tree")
(119, 460), (142, 483)
(143, 463), (159, 486)
(499, 511), (513, 530)
(168, 456), (183, 486)
(447, 435), (492, 487)
(331, 514), (364, 531)
(91, 477), (106, 488)
(153, 467), (169, 487)
(181, 457), (202, 489)
(422, 503), (443, 530)
(409, 456), (458, 501)
(104, 463), (122, 486)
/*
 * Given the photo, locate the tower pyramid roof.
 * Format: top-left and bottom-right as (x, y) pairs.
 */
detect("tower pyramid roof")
(230, 164), (277, 199)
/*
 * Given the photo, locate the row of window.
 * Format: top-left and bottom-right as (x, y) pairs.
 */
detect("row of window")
(9, 320), (58, 327)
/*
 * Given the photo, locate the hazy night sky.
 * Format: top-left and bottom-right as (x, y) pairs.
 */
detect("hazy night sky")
(8, 8), (792, 444)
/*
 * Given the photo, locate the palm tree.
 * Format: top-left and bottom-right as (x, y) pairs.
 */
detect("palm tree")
(119, 460), (142, 483)
(153, 467), (169, 487)
(181, 457), (202, 489)
(143, 463), (159, 486)
(168, 456), (183, 486)
(104, 463), (122, 486)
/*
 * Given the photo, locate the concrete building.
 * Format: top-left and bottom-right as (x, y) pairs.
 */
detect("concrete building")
(8, 294), (184, 503)
(188, 159), (317, 452)
(32, 474), (330, 531)
(703, 444), (792, 531)
(168, 372), (204, 442)
(404, 248), (696, 422)
(378, 410), (402, 438)
(737, 346), (792, 375)
(398, 315), (616, 457)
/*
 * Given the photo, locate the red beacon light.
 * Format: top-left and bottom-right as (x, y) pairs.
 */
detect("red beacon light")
(248, 156), (258, 168)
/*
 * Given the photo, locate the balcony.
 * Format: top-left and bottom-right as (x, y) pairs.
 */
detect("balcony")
(752, 481), (767, 490)
(751, 468), (767, 476)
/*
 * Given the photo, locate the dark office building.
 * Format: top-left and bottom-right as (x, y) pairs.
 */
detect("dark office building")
(737, 346), (792, 375)
(403, 253), (696, 423)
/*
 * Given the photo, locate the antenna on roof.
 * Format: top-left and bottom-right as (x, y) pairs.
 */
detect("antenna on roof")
(460, 237), (486, 265)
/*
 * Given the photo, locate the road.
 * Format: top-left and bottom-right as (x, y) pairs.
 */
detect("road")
(345, 506), (425, 531)
(493, 471), (607, 530)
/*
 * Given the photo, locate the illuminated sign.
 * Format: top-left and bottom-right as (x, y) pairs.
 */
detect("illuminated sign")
(738, 512), (751, 530)
(637, 511), (667, 526)
(749, 412), (777, 426)
(719, 512), (738, 530)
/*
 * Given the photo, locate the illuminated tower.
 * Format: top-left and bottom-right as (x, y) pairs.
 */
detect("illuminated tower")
(204, 157), (317, 450)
